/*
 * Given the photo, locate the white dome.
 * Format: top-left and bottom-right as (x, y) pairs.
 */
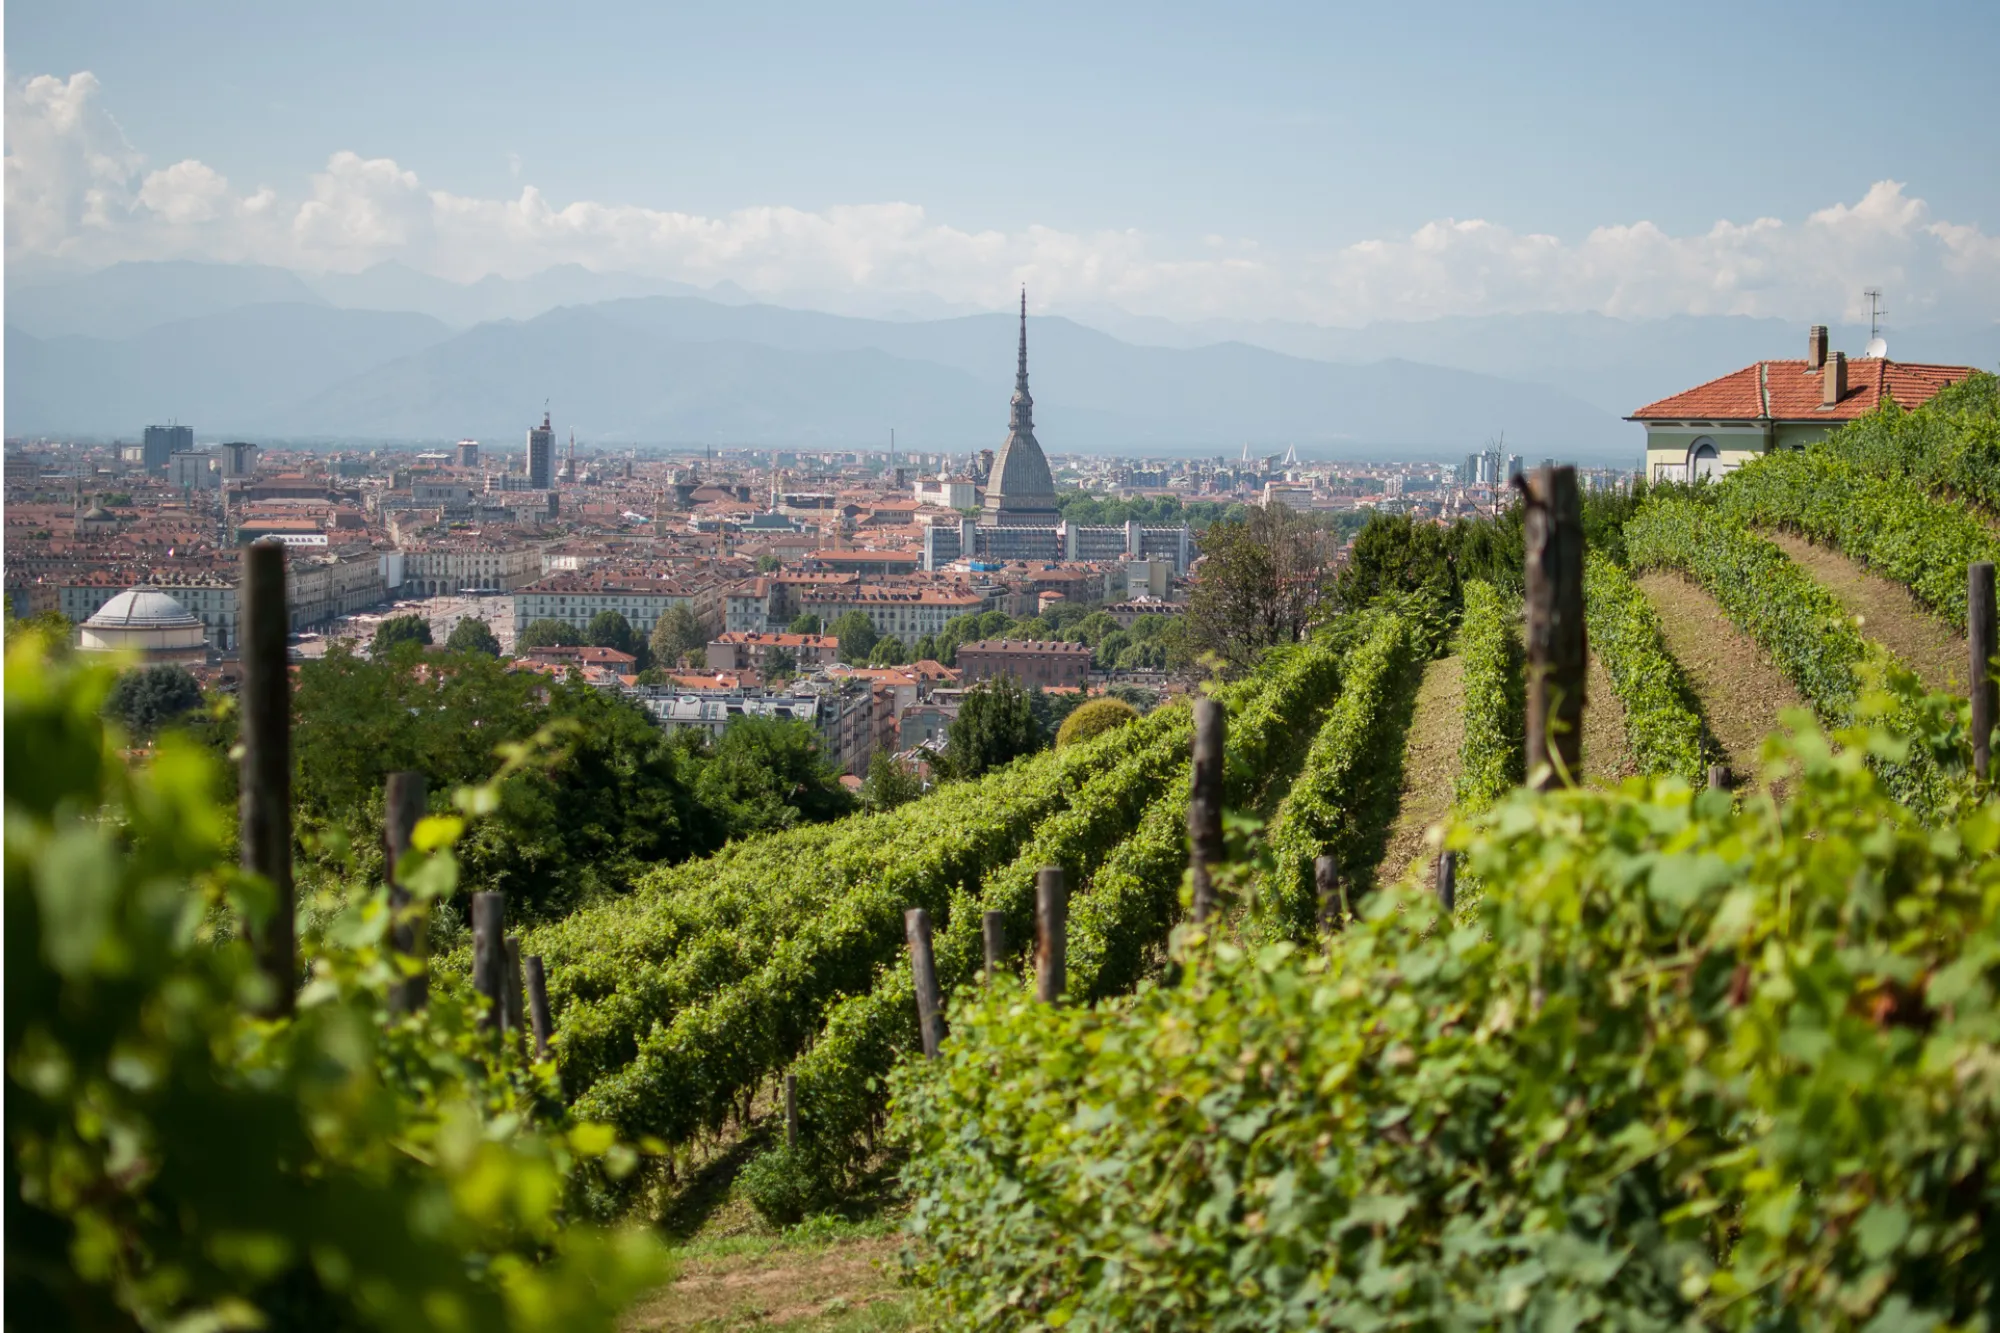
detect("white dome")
(85, 587), (203, 630)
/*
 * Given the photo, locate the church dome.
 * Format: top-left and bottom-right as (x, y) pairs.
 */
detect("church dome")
(86, 587), (202, 630)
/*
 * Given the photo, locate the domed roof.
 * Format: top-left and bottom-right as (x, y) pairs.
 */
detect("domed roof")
(85, 587), (202, 630)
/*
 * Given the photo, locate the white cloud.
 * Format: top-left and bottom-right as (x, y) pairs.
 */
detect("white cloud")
(8, 68), (1999, 327)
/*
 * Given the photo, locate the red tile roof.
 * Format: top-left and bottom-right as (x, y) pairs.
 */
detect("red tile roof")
(1631, 358), (1975, 423)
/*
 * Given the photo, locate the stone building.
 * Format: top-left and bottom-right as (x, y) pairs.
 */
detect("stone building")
(955, 638), (1093, 690)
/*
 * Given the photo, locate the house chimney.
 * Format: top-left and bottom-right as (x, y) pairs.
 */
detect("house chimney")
(1807, 325), (1828, 372)
(1823, 350), (1847, 406)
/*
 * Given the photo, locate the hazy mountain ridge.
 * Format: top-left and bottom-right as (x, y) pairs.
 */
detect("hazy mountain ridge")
(6, 293), (1629, 456)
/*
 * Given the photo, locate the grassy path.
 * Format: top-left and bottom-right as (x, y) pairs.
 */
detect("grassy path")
(624, 1224), (921, 1332)
(1635, 571), (1806, 790)
(1581, 651), (1633, 785)
(1375, 655), (1464, 889)
(1762, 531), (1968, 693)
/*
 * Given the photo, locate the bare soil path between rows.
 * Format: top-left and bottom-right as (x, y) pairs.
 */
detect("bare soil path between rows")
(1581, 652), (1633, 786)
(1376, 655), (1464, 889)
(1762, 531), (1968, 694)
(1635, 572), (1806, 792)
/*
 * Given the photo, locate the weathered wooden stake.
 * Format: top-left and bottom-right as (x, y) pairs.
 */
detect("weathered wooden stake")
(1973, 561), (1997, 783)
(1314, 854), (1342, 933)
(1520, 465), (1586, 791)
(471, 891), (507, 1034)
(981, 909), (1006, 979)
(239, 539), (296, 1016)
(784, 1074), (799, 1150)
(905, 907), (943, 1058)
(1188, 697), (1226, 922)
(1435, 851), (1457, 915)
(383, 771), (428, 1013)
(1707, 764), (1733, 792)
(1036, 866), (1068, 1004)
(524, 954), (553, 1060)
(503, 936), (526, 1037)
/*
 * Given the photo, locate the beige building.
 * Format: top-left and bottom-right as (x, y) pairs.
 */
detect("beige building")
(1632, 325), (1977, 482)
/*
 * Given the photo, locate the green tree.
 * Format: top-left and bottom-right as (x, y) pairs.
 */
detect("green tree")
(586, 610), (638, 657)
(695, 716), (855, 834)
(826, 611), (879, 664)
(867, 635), (909, 667)
(445, 617), (502, 657)
(370, 613), (432, 657)
(1186, 504), (1335, 675)
(756, 554), (783, 573)
(788, 613), (823, 635)
(104, 664), (205, 737)
(648, 605), (706, 668)
(514, 618), (584, 651)
(764, 647), (798, 683)
(942, 676), (1040, 778)
(859, 749), (923, 813)
(911, 634), (939, 663)
(4, 608), (73, 657)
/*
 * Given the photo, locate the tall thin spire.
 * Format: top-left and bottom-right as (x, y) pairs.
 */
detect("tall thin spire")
(1009, 286), (1034, 432)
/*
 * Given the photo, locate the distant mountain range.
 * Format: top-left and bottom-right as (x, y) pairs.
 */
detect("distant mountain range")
(8, 261), (1994, 459)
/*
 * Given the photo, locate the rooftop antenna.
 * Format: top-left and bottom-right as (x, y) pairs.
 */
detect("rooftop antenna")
(1863, 287), (1888, 359)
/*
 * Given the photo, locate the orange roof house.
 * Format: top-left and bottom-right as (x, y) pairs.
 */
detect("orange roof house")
(1629, 323), (1976, 483)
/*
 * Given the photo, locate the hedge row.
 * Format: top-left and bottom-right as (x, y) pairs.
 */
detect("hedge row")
(1715, 445), (1999, 631)
(1259, 609), (1427, 940)
(1453, 579), (1524, 813)
(543, 707), (1188, 1142)
(775, 630), (1356, 1188)
(894, 725), (2000, 1330)
(1817, 369), (2000, 512)
(1626, 496), (1956, 815)
(1583, 550), (1721, 786)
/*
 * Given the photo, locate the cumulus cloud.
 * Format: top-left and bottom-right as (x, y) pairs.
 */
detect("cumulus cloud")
(8, 68), (1998, 327)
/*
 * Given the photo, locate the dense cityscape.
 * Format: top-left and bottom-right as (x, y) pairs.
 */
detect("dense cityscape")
(5, 304), (1633, 783)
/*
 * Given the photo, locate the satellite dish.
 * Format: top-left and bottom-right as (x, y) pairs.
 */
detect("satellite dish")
(1865, 336), (1888, 359)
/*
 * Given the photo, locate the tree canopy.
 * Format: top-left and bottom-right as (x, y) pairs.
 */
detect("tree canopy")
(648, 605), (706, 668)
(515, 618), (584, 651)
(827, 611), (880, 664)
(942, 677), (1041, 778)
(1185, 504), (1336, 675)
(444, 617), (502, 657)
(370, 613), (432, 658)
(104, 664), (205, 738)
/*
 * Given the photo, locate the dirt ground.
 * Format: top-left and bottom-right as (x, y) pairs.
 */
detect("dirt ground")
(625, 1230), (919, 1332)
(1635, 572), (1806, 792)
(1762, 531), (1969, 694)
(1581, 651), (1634, 786)
(1376, 655), (1465, 889)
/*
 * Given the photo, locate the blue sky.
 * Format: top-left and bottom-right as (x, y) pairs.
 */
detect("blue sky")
(8, 0), (1999, 323)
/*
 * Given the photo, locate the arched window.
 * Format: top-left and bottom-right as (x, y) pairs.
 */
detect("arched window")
(1688, 437), (1721, 480)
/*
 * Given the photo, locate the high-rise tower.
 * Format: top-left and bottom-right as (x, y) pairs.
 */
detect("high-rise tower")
(979, 288), (1060, 527)
(527, 411), (554, 489)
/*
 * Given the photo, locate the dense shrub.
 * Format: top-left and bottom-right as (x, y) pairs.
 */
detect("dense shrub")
(895, 712), (2000, 1331)
(1453, 579), (1523, 812)
(1583, 551), (1720, 785)
(1054, 696), (1139, 748)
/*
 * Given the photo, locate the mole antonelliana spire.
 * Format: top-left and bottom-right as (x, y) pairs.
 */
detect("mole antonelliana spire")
(981, 285), (1060, 527)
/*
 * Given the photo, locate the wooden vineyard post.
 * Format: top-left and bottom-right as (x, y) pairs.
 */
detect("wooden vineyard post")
(1189, 697), (1226, 922)
(784, 1074), (799, 1150)
(1036, 866), (1068, 1004)
(1314, 854), (1342, 933)
(1519, 465), (1586, 791)
(503, 936), (527, 1038)
(906, 908), (943, 1058)
(1435, 850), (1457, 915)
(383, 771), (428, 1013)
(982, 910), (1006, 980)
(1708, 764), (1733, 792)
(524, 954), (553, 1060)
(471, 892), (507, 1034)
(1973, 561), (1996, 783)
(239, 539), (296, 1016)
